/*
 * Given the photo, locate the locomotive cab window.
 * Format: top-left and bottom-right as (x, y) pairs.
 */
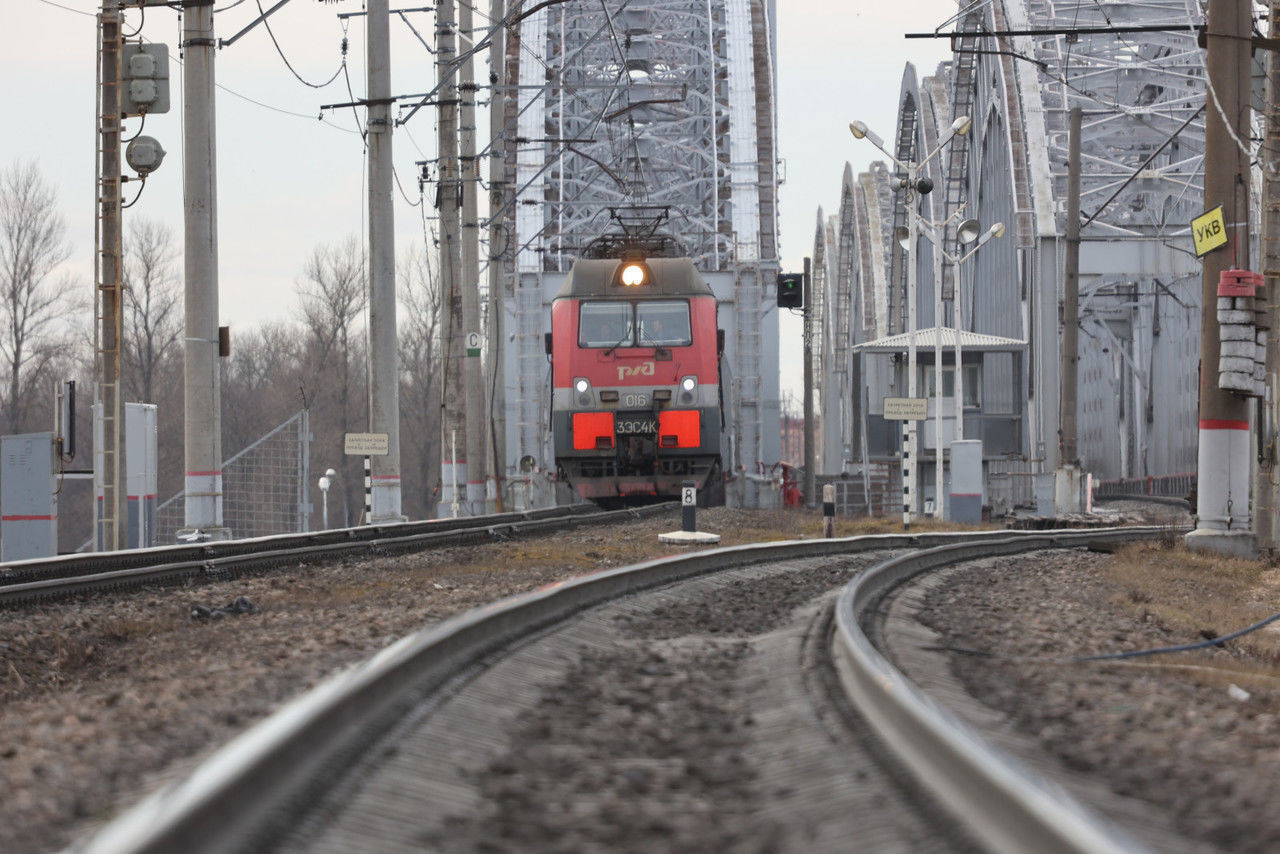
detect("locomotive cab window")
(579, 300), (691, 349)
(637, 301), (691, 347)
(579, 302), (633, 348)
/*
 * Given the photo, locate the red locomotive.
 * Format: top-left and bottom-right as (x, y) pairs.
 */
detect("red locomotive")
(549, 241), (725, 506)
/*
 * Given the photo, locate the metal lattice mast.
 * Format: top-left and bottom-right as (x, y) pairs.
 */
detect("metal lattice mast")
(95, 2), (124, 550)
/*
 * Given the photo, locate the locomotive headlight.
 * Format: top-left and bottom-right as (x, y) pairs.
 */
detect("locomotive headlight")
(679, 375), (697, 404)
(574, 377), (593, 407)
(620, 263), (646, 286)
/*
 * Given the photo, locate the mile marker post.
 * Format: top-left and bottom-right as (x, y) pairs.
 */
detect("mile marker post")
(822, 483), (835, 538)
(659, 480), (721, 545)
(682, 479), (697, 532)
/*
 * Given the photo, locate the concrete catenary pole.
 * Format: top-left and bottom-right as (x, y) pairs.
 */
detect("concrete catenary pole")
(437, 0), (466, 517)
(903, 165), (920, 529)
(97, 2), (125, 550)
(1060, 107), (1081, 468)
(366, 0), (405, 522)
(458, 0), (488, 515)
(179, 0), (230, 541)
(1054, 105), (1085, 515)
(803, 256), (815, 508)
(1188, 0), (1255, 555)
(932, 225), (945, 518)
(486, 0), (509, 512)
(1255, 0), (1280, 555)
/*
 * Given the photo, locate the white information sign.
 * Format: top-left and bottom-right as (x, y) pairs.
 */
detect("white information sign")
(681, 486), (696, 506)
(345, 432), (390, 456)
(883, 397), (929, 421)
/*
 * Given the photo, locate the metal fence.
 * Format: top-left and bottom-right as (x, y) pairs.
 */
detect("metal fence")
(824, 463), (900, 517)
(156, 411), (312, 542)
(1093, 472), (1194, 501)
(987, 459), (1044, 514)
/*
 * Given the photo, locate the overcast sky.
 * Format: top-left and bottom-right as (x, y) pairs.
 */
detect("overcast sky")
(8, 0), (954, 405)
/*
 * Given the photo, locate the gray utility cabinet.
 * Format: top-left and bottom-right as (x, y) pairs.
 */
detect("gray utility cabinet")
(1, 432), (57, 563)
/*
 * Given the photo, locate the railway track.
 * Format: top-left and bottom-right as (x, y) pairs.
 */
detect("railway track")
(0, 504), (671, 606)
(69, 525), (1177, 853)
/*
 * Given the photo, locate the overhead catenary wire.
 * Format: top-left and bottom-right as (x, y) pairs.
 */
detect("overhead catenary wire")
(33, 0), (364, 134)
(253, 0), (348, 89)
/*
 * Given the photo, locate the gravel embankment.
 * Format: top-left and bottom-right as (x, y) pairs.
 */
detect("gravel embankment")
(911, 545), (1280, 853)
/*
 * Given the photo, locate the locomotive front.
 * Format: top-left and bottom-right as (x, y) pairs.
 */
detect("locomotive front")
(550, 255), (724, 505)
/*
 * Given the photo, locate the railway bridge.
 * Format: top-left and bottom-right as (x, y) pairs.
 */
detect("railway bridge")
(811, 0), (1206, 514)
(493, 0), (1212, 516)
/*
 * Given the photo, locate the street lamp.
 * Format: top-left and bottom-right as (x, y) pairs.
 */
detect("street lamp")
(901, 217), (1004, 517)
(850, 114), (972, 529)
(946, 221), (1004, 443)
(318, 474), (331, 530)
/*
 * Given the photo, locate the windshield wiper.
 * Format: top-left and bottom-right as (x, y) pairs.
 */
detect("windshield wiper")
(603, 330), (633, 356)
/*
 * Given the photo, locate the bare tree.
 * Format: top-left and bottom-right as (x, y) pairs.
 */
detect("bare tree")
(122, 217), (181, 404)
(399, 241), (443, 518)
(298, 236), (367, 380)
(296, 236), (368, 520)
(0, 161), (75, 433)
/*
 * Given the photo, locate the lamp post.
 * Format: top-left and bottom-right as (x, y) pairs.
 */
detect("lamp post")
(906, 218), (1004, 518)
(850, 115), (972, 528)
(318, 474), (331, 530)
(948, 221), (1004, 443)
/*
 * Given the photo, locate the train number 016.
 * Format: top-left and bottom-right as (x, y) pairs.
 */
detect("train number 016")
(622, 392), (649, 408)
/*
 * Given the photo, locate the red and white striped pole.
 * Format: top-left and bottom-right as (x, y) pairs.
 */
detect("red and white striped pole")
(1189, 0), (1256, 556)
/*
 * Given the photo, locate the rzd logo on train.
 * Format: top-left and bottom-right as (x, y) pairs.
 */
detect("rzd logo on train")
(616, 362), (656, 381)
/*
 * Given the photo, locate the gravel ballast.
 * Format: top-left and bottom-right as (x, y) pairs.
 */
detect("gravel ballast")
(911, 546), (1280, 853)
(9, 500), (1276, 853)
(0, 507), (813, 853)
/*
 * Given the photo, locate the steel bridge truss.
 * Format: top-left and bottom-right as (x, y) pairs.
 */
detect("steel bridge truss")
(1023, 0), (1206, 478)
(527, 1), (728, 270)
(503, 0), (780, 507)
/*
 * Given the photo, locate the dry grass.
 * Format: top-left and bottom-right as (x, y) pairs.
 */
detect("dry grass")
(1099, 540), (1280, 680)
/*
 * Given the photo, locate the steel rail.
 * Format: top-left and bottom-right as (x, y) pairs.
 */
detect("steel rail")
(1, 504), (604, 584)
(68, 525), (1175, 854)
(0, 504), (671, 606)
(831, 528), (1181, 854)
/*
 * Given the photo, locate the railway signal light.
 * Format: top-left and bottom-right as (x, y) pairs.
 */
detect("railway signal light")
(777, 272), (804, 309)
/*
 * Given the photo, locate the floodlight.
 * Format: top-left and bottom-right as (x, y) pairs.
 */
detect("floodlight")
(895, 225), (912, 250)
(848, 121), (885, 149)
(951, 115), (972, 136)
(957, 219), (981, 245)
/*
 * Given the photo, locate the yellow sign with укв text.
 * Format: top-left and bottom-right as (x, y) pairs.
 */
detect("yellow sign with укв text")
(1191, 205), (1228, 257)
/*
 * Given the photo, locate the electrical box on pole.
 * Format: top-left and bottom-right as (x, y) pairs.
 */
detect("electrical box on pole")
(121, 43), (170, 116)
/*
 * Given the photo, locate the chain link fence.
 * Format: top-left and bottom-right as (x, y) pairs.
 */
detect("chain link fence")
(155, 411), (312, 542)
